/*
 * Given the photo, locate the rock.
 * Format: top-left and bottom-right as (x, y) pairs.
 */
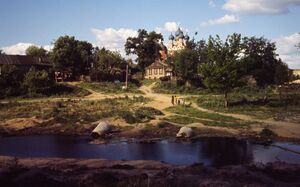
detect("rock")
(176, 127), (193, 138)
(91, 121), (111, 138)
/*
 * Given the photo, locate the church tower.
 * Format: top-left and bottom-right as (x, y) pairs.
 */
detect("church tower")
(167, 28), (189, 55)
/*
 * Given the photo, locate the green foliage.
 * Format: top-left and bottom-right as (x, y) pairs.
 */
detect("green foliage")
(22, 67), (54, 96)
(125, 29), (163, 75)
(259, 128), (277, 138)
(25, 46), (47, 58)
(90, 47), (127, 81)
(134, 107), (163, 121)
(0, 98), (150, 126)
(0, 65), (23, 97)
(172, 48), (200, 83)
(48, 83), (91, 97)
(78, 82), (143, 94)
(50, 35), (93, 80)
(165, 115), (198, 124)
(166, 105), (239, 122)
(119, 111), (139, 124)
(241, 36), (284, 87)
(153, 81), (206, 94)
(199, 34), (243, 107)
(193, 86), (300, 120)
(274, 59), (290, 85)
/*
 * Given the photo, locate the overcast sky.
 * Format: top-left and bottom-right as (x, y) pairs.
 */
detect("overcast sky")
(0, 0), (300, 68)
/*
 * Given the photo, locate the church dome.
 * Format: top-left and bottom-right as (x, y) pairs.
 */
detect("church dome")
(185, 34), (189, 40)
(178, 32), (184, 39)
(175, 28), (184, 38)
(169, 33), (175, 40)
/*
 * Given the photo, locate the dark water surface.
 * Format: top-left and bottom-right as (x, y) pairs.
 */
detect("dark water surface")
(0, 135), (300, 167)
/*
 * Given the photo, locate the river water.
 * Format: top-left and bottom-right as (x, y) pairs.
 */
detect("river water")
(0, 135), (299, 167)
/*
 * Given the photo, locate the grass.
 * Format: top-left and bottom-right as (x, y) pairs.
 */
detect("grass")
(0, 83), (91, 101)
(165, 115), (250, 128)
(152, 81), (207, 95)
(78, 82), (143, 94)
(0, 96), (152, 126)
(164, 115), (199, 124)
(140, 79), (158, 86)
(119, 106), (164, 124)
(164, 105), (250, 128)
(166, 105), (239, 122)
(190, 86), (300, 121)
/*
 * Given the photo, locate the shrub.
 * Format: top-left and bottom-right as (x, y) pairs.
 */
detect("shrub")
(22, 67), (54, 96)
(159, 76), (171, 82)
(0, 65), (23, 97)
(134, 107), (163, 122)
(119, 111), (140, 124)
(259, 128), (277, 138)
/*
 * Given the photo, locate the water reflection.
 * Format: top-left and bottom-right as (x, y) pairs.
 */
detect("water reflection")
(199, 137), (253, 166)
(0, 135), (299, 166)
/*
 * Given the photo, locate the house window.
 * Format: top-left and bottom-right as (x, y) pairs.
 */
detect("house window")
(149, 69), (152, 75)
(159, 68), (163, 75)
(154, 69), (157, 75)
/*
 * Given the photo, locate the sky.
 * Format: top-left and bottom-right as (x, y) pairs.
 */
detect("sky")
(0, 0), (300, 68)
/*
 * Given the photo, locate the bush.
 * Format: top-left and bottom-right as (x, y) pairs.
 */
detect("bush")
(159, 76), (171, 82)
(22, 67), (54, 96)
(134, 107), (163, 122)
(0, 65), (23, 97)
(259, 128), (277, 138)
(119, 111), (140, 124)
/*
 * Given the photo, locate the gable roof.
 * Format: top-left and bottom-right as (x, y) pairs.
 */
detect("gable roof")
(0, 55), (52, 67)
(146, 60), (170, 69)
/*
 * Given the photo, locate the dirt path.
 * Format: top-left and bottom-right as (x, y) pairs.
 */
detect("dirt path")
(139, 82), (173, 111)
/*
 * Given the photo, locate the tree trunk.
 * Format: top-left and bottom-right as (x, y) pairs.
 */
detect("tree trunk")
(224, 92), (229, 108)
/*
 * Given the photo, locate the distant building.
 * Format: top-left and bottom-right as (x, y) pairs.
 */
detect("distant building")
(144, 28), (188, 79)
(0, 54), (52, 75)
(144, 60), (172, 79)
(293, 69), (300, 77)
(167, 28), (189, 56)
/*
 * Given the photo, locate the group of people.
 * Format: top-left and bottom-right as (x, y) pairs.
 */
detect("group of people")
(171, 95), (184, 106)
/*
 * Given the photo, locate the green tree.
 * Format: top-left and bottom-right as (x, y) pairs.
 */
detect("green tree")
(50, 36), (93, 80)
(23, 67), (54, 95)
(200, 34), (242, 107)
(25, 46), (47, 58)
(274, 59), (290, 85)
(90, 48), (126, 81)
(0, 65), (23, 97)
(241, 37), (279, 87)
(173, 48), (199, 85)
(125, 29), (163, 76)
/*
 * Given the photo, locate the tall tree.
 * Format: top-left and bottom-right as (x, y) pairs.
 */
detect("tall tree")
(90, 48), (126, 81)
(274, 59), (290, 85)
(200, 34), (242, 107)
(25, 46), (47, 58)
(125, 29), (163, 76)
(241, 37), (279, 87)
(173, 48), (199, 85)
(50, 36), (93, 80)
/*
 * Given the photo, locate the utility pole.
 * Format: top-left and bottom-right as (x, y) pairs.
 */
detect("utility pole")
(125, 63), (129, 89)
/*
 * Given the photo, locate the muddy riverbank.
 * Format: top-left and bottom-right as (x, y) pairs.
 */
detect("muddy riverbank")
(0, 156), (300, 186)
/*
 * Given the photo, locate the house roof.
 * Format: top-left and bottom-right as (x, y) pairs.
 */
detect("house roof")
(0, 55), (52, 67)
(146, 60), (170, 69)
